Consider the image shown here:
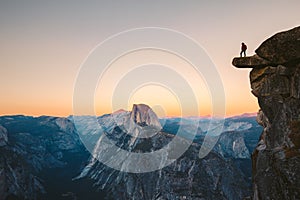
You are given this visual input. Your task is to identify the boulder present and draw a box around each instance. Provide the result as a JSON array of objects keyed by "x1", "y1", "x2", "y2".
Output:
[{"x1": 255, "y1": 26, "x2": 300, "y2": 64}]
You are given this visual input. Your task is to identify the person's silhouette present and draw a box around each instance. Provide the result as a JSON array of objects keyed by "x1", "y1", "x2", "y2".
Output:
[{"x1": 240, "y1": 42, "x2": 247, "y2": 57}]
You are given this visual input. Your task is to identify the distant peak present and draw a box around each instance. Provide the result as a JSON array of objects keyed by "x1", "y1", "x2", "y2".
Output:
[
  {"x1": 132, "y1": 104, "x2": 151, "y2": 117},
  {"x1": 130, "y1": 104, "x2": 161, "y2": 128},
  {"x1": 132, "y1": 103, "x2": 150, "y2": 110}
]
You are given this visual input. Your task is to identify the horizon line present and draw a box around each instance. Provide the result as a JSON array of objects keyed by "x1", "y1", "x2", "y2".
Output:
[{"x1": 0, "y1": 112, "x2": 258, "y2": 119}]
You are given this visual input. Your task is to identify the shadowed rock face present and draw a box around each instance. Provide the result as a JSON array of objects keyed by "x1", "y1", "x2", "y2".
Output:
[{"x1": 234, "y1": 26, "x2": 300, "y2": 200}]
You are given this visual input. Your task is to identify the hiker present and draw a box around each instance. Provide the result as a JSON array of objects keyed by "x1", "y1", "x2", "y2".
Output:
[{"x1": 240, "y1": 42, "x2": 247, "y2": 57}]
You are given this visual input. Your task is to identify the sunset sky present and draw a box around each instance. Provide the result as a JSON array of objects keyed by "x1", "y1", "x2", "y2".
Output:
[{"x1": 1, "y1": 1, "x2": 299, "y2": 117}]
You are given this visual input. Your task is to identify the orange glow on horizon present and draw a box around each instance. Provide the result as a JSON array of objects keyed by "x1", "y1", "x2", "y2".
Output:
[
  {"x1": 2, "y1": 1, "x2": 293, "y2": 118},
  {"x1": 0, "y1": 46, "x2": 260, "y2": 118},
  {"x1": 0, "y1": 99, "x2": 259, "y2": 118}
]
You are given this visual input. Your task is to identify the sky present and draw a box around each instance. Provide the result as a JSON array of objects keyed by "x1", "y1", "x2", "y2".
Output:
[{"x1": 0, "y1": 1, "x2": 299, "y2": 117}]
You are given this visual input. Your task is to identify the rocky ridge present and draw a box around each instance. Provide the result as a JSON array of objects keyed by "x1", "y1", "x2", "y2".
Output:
[{"x1": 233, "y1": 26, "x2": 300, "y2": 200}]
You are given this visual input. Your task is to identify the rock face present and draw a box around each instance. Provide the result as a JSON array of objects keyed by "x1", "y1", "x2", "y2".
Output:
[
  {"x1": 126, "y1": 104, "x2": 162, "y2": 138},
  {"x1": 233, "y1": 26, "x2": 300, "y2": 200},
  {"x1": 255, "y1": 26, "x2": 300, "y2": 64},
  {"x1": 130, "y1": 104, "x2": 162, "y2": 128}
]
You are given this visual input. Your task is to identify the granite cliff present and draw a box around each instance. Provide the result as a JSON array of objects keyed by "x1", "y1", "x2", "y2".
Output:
[{"x1": 233, "y1": 26, "x2": 300, "y2": 200}]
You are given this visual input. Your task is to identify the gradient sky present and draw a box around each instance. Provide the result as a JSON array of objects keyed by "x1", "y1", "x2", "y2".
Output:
[{"x1": 0, "y1": 1, "x2": 299, "y2": 117}]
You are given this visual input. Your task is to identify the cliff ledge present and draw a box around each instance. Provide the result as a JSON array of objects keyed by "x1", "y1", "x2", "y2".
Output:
[{"x1": 233, "y1": 26, "x2": 300, "y2": 200}]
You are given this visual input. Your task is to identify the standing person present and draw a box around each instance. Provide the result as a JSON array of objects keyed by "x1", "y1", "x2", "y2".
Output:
[{"x1": 240, "y1": 42, "x2": 247, "y2": 57}]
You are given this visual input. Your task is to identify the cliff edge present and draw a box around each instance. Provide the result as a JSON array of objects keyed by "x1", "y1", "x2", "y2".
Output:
[{"x1": 233, "y1": 26, "x2": 300, "y2": 200}]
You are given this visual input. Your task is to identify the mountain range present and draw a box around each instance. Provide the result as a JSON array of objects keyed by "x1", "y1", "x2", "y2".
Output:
[{"x1": 0, "y1": 104, "x2": 262, "y2": 200}]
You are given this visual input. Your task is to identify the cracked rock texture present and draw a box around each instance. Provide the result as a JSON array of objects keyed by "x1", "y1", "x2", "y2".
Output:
[{"x1": 233, "y1": 26, "x2": 300, "y2": 200}]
